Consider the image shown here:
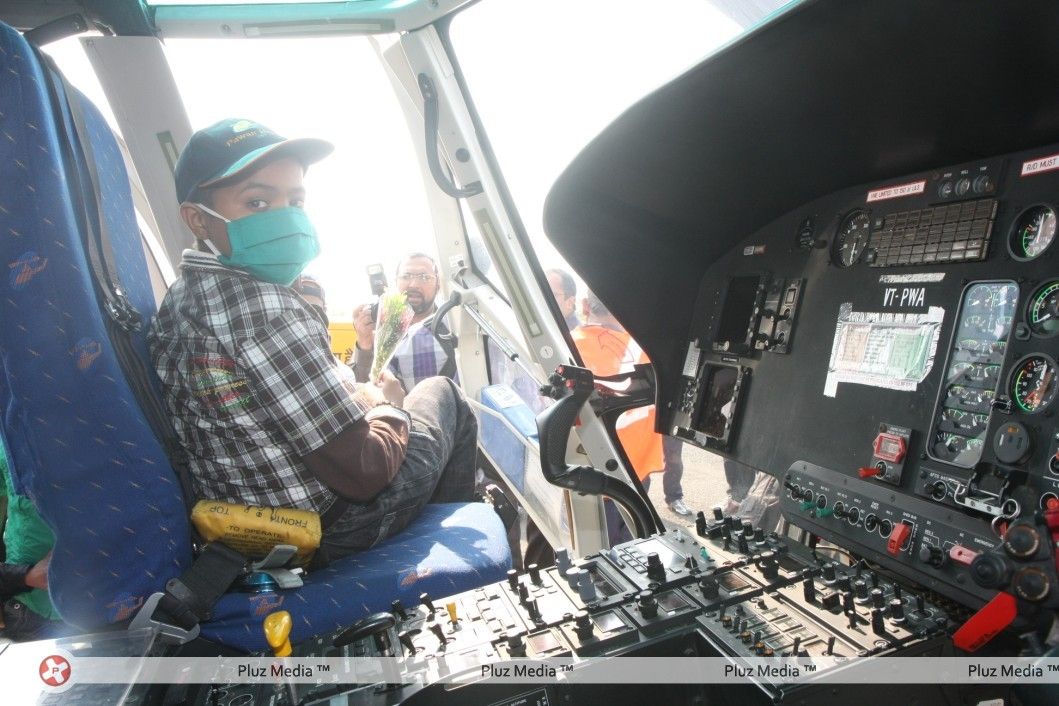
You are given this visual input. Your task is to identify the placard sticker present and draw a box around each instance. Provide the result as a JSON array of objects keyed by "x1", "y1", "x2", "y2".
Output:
[{"x1": 824, "y1": 304, "x2": 944, "y2": 397}]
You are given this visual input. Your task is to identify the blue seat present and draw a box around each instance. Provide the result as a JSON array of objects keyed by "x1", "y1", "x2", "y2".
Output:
[{"x1": 0, "y1": 22, "x2": 510, "y2": 650}]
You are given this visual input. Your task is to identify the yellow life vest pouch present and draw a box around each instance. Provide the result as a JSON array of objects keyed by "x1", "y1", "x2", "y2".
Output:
[{"x1": 190, "y1": 500, "x2": 321, "y2": 566}]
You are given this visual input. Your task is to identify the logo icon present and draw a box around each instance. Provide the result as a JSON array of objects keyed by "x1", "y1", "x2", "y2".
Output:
[
  {"x1": 8, "y1": 251, "x2": 48, "y2": 290},
  {"x1": 71, "y1": 338, "x2": 103, "y2": 371},
  {"x1": 105, "y1": 593, "x2": 145, "y2": 623},
  {"x1": 249, "y1": 592, "x2": 284, "y2": 617},
  {"x1": 232, "y1": 119, "x2": 254, "y2": 133},
  {"x1": 39, "y1": 655, "x2": 71, "y2": 687}
]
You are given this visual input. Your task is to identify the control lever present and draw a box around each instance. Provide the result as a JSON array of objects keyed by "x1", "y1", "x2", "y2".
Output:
[
  {"x1": 535, "y1": 364, "x2": 659, "y2": 538},
  {"x1": 426, "y1": 290, "x2": 461, "y2": 345},
  {"x1": 955, "y1": 504, "x2": 1059, "y2": 652},
  {"x1": 333, "y1": 612, "x2": 397, "y2": 649}
]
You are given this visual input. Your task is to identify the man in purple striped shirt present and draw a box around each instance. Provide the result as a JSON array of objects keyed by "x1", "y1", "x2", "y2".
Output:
[{"x1": 352, "y1": 253, "x2": 458, "y2": 391}]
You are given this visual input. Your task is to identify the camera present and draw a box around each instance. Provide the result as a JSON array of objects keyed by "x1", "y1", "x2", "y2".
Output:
[{"x1": 366, "y1": 263, "x2": 387, "y2": 322}]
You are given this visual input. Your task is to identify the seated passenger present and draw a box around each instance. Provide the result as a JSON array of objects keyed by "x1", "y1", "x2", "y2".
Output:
[
  {"x1": 351, "y1": 252, "x2": 458, "y2": 391},
  {"x1": 148, "y1": 119, "x2": 477, "y2": 560},
  {"x1": 1, "y1": 441, "x2": 61, "y2": 640}
]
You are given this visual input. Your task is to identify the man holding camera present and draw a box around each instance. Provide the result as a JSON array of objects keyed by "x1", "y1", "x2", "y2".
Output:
[{"x1": 352, "y1": 253, "x2": 458, "y2": 391}]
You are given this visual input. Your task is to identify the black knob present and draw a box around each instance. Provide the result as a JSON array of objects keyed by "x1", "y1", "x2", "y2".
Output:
[
  {"x1": 871, "y1": 588, "x2": 885, "y2": 610},
  {"x1": 742, "y1": 521, "x2": 754, "y2": 535},
  {"x1": 853, "y1": 580, "x2": 869, "y2": 601},
  {"x1": 517, "y1": 582, "x2": 531, "y2": 603},
  {"x1": 871, "y1": 608, "x2": 886, "y2": 635},
  {"x1": 420, "y1": 592, "x2": 434, "y2": 612},
  {"x1": 970, "y1": 553, "x2": 1012, "y2": 589},
  {"x1": 684, "y1": 555, "x2": 699, "y2": 572},
  {"x1": 696, "y1": 511, "x2": 708, "y2": 536},
  {"x1": 646, "y1": 552, "x2": 666, "y2": 581},
  {"x1": 791, "y1": 636, "x2": 802, "y2": 656},
  {"x1": 918, "y1": 545, "x2": 946, "y2": 568},
  {"x1": 753, "y1": 527, "x2": 765, "y2": 543},
  {"x1": 1013, "y1": 567, "x2": 1050, "y2": 602},
  {"x1": 893, "y1": 584, "x2": 902, "y2": 601},
  {"x1": 526, "y1": 598, "x2": 541, "y2": 622},
  {"x1": 699, "y1": 578, "x2": 719, "y2": 599},
  {"x1": 737, "y1": 533, "x2": 750, "y2": 555},
  {"x1": 429, "y1": 623, "x2": 447, "y2": 645},
  {"x1": 825, "y1": 636, "x2": 836, "y2": 655},
  {"x1": 760, "y1": 554, "x2": 779, "y2": 580},
  {"x1": 723, "y1": 515, "x2": 735, "y2": 528},
  {"x1": 915, "y1": 594, "x2": 926, "y2": 615},
  {"x1": 506, "y1": 569, "x2": 519, "y2": 589},
  {"x1": 638, "y1": 590, "x2": 658, "y2": 619},
  {"x1": 1004, "y1": 525, "x2": 1041, "y2": 559},
  {"x1": 574, "y1": 610, "x2": 593, "y2": 637},
  {"x1": 712, "y1": 506, "x2": 724, "y2": 521},
  {"x1": 823, "y1": 563, "x2": 837, "y2": 582},
  {"x1": 506, "y1": 629, "x2": 525, "y2": 655},
  {"x1": 847, "y1": 612, "x2": 858, "y2": 630},
  {"x1": 802, "y1": 577, "x2": 816, "y2": 603},
  {"x1": 837, "y1": 576, "x2": 852, "y2": 593},
  {"x1": 890, "y1": 598, "x2": 905, "y2": 622},
  {"x1": 842, "y1": 592, "x2": 855, "y2": 613},
  {"x1": 391, "y1": 599, "x2": 407, "y2": 620},
  {"x1": 528, "y1": 563, "x2": 542, "y2": 584}
]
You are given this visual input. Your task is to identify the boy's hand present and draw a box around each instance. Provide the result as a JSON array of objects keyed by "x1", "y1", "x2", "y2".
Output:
[{"x1": 377, "y1": 370, "x2": 406, "y2": 407}]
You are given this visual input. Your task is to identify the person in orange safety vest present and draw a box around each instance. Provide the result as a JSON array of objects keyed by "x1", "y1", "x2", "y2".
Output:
[{"x1": 570, "y1": 292, "x2": 663, "y2": 482}]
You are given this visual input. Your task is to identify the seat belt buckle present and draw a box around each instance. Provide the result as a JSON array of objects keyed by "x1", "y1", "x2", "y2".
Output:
[{"x1": 128, "y1": 592, "x2": 201, "y2": 646}]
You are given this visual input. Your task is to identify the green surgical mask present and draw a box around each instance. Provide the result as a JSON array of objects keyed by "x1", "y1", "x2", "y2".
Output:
[{"x1": 196, "y1": 204, "x2": 320, "y2": 286}]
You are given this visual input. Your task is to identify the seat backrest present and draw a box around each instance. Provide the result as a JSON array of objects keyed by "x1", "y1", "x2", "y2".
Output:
[{"x1": 0, "y1": 23, "x2": 192, "y2": 629}]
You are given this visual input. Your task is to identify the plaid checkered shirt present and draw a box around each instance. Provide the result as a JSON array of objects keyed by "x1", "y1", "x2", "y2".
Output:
[
  {"x1": 387, "y1": 321, "x2": 459, "y2": 392},
  {"x1": 148, "y1": 250, "x2": 374, "y2": 512}
]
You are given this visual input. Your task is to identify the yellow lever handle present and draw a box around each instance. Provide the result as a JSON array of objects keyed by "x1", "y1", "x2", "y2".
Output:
[{"x1": 264, "y1": 610, "x2": 293, "y2": 657}]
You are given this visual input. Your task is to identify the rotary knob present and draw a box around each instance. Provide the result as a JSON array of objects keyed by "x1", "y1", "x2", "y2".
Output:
[
  {"x1": 638, "y1": 590, "x2": 658, "y2": 619},
  {"x1": 574, "y1": 610, "x2": 593, "y2": 637}
]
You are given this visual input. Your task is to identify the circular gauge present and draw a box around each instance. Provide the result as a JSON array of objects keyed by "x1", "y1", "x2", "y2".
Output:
[
  {"x1": 1008, "y1": 205, "x2": 1057, "y2": 260},
  {"x1": 1009, "y1": 354, "x2": 1059, "y2": 414},
  {"x1": 1027, "y1": 281, "x2": 1059, "y2": 336},
  {"x1": 832, "y1": 210, "x2": 871, "y2": 267}
]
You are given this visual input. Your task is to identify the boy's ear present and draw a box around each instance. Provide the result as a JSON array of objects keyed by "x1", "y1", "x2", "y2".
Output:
[{"x1": 180, "y1": 202, "x2": 210, "y2": 239}]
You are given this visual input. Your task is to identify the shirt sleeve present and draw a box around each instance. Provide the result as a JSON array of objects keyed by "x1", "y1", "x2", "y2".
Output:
[{"x1": 234, "y1": 302, "x2": 375, "y2": 456}]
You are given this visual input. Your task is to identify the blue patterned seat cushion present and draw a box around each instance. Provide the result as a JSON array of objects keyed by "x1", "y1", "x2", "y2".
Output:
[
  {"x1": 203, "y1": 502, "x2": 511, "y2": 652},
  {"x1": 0, "y1": 21, "x2": 510, "y2": 649}
]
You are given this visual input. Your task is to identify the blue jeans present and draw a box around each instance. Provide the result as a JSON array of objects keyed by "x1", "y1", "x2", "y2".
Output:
[
  {"x1": 321, "y1": 377, "x2": 477, "y2": 559},
  {"x1": 642, "y1": 436, "x2": 685, "y2": 504}
]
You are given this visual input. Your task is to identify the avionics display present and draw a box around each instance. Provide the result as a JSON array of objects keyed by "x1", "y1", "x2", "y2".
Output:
[
  {"x1": 692, "y1": 363, "x2": 744, "y2": 448},
  {"x1": 712, "y1": 275, "x2": 762, "y2": 353},
  {"x1": 929, "y1": 281, "x2": 1018, "y2": 467}
]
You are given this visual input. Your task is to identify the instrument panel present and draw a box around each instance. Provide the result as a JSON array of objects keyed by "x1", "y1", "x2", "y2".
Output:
[{"x1": 671, "y1": 142, "x2": 1059, "y2": 607}]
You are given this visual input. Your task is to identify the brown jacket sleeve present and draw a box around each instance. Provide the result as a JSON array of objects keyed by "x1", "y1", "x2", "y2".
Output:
[{"x1": 302, "y1": 407, "x2": 409, "y2": 503}]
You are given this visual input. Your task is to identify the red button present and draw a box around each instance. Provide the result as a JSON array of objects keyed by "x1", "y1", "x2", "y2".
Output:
[
  {"x1": 858, "y1": 466, "x2": 884, "y2": 479},
  {"x1": 887, "y1": 521, "x2": 912, "y2": 555},
  {"x1": 949, "y1": 544, "x2": 979, "y2": 566}
]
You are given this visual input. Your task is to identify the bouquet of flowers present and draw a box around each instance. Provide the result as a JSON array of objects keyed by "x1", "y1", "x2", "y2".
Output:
[{"x1": 370, "y1": 292, "x2": 415, "y2": 381}]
